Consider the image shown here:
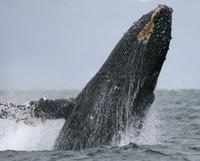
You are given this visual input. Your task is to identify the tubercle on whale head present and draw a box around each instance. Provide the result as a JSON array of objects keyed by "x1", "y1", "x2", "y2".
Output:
[
  {"x1": 137, "y1": 4, "x2": 172, "y2": 44},
  {"x1": 146, "y1": 4, "x2": 172, "y2": 51},
  {"x1": 134, "y1": 5, "x2": 172, "y2": 94}
]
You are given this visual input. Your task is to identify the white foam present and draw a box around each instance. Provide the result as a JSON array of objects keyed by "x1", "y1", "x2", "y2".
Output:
[
  {"x1": 119, "y1": 106, "x2": 161, "y2": 146},
  {"x1": 0, "y1": 119, "x2": 65, "y2": 151},
  {"x1": 136, "y1": 107, "x2": 161, "y2": 145},
  {"x1": 0, "y1": 100, "x2": 161, "y2": 151}
]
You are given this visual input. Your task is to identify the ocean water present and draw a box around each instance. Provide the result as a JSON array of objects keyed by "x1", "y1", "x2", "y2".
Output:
[{"x1": 0, "y1": 89, "x2": 200, "y2": 161}]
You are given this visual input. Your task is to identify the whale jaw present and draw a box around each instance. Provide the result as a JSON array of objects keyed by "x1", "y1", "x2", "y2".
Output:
[{"x1": 54, "y1": 5, "x2": 172, "y2": 150}]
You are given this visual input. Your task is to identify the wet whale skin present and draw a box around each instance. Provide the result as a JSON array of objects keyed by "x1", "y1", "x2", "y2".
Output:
[{"x1": 54, "y1": 5, "x2": 172, "y2": 150}]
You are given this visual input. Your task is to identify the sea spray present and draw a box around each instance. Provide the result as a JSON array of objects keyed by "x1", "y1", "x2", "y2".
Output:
[
  {"x1": 118, "y1": 106, "x2": 161, "y2": 146},
  {"x1": 0, "y1": 118, "x2": 65, "y2": 151},
  {"x1": 136, "y1": 106, "x2": 161, "y2": 145},
  {"x1": 0, "y1": 103, "x2": 65, "y2": 151}
]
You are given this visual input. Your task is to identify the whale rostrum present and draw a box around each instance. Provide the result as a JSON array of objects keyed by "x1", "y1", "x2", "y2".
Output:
[{"x1": 49, "y1": 5, "x2": 173, "y2": 150}]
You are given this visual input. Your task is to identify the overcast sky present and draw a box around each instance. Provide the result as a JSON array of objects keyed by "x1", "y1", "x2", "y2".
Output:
[{"x1": 0, "y1": 0, "x2": 200, "y2": 90}]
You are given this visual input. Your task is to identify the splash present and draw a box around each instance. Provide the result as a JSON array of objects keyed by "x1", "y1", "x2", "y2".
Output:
[
  {"x1": 136, "y1": 106, "x2": 161, "y2": 145},
  {"x1": 0, "y1": 103, "x2": 65, "y2": 151},
  {"x1": 0, "y1": 99, "x2": 161, "y2": 151},
  {"x1": 0, "y1": 119, "x2": 65, "y2": 151},
  {"x1": 119, "y1": 106, "x2": 161, "y2": 146}
]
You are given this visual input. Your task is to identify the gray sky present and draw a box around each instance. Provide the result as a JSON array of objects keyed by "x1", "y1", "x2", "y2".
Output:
[{"x1": 0, "y1": 0, "x2": 200, "y2": 90}]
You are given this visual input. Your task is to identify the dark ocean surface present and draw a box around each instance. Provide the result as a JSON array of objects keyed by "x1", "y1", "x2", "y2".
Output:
[{"x1": 0, "y1": 89, "x2": 200, "y2": 161}]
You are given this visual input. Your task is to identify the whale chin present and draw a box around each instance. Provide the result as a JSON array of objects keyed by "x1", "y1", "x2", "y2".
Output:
[{"x1": 52, "y1": 5, "x2": 173, "y2": 150}]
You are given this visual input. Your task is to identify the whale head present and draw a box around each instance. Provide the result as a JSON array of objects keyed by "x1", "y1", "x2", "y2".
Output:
[
  {"x1": 135, "y1": 5, "x2": 172, "y2": 94},
  {"x1": 108, "y1": 4, "x2": 172, "y2": 122}
]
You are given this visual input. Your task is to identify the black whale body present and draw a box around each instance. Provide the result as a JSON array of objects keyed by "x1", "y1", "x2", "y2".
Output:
[{"x1": 47, "y1": 5, "x2": 173, "y2": 150}]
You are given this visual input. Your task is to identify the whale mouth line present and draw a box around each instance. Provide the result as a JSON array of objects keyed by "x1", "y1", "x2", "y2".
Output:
[{"x1": 137, "y1": 19, "x2": 155, "y2": 44}]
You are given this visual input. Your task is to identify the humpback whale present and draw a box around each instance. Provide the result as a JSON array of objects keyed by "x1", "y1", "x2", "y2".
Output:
[{"x1": 52, "y1": 5, "x2": 172, "y2": 150}]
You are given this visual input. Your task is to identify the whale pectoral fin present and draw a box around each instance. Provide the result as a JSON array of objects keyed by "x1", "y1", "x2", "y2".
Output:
[{"x1": 31, "y1": 98, "x2": 75, "y2": 119}]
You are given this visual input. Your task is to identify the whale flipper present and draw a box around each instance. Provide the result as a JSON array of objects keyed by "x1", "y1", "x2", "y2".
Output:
[
  {"x1": 31, "y1": 98, "x2": 75, "y2": 119},
  {"x1": 54, "y1": 5, "x2": 172, "y2": 150}
]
